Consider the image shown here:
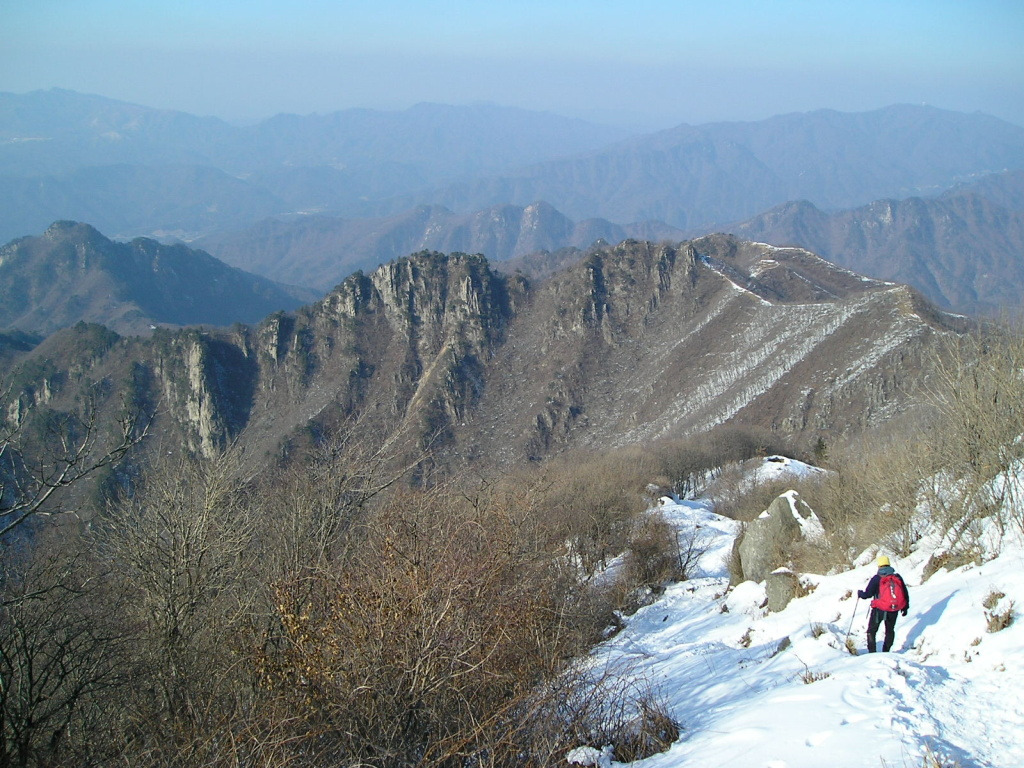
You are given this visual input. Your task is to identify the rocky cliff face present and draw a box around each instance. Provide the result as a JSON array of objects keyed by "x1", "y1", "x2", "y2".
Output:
[
  {"x1": 220, "y1": 250, "x2": 519, "y2": 461},
  {"x1": 1, "y1": 237, "x2": 966, "y2": 473},
  {"x1": 152, "y1": 329, "x2": 257, "y2": 456},
  {"x1": 455, "y1": 236, "x2": 964, "y2": 465}
]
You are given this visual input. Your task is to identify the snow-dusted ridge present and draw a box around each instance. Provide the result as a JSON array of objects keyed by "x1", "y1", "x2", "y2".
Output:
[{"x1": 572, "y1": 460, "x2": 1024, "y2": 768}]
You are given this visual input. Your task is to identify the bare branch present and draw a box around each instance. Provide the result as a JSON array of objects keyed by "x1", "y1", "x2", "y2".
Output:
[{"x1": 0, "y1": 397, "x2": 151, "y2": 540}]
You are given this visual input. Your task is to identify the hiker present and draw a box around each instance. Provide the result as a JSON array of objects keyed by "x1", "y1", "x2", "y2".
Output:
[{"x1": 857, "y1": 555, "x2": 909, "y2": 653}]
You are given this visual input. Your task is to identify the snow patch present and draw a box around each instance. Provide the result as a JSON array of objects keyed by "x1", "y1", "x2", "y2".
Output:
[
  {"x1": 570, "y1": 497, "x2": 1024, "y2": 768},
  {"x1": 566, "y1": 745, "x2": 616, "y2": 767}
]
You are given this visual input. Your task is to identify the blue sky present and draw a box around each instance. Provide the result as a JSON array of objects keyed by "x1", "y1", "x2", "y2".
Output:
[{"x1": 3, "y1": 0, "x2": 1022, "y2": 129}]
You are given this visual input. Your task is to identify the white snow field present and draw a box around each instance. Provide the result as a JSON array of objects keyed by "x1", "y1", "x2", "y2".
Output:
[{"x1": 572, "y1": 458, "x2": 1024, "y2": 768}]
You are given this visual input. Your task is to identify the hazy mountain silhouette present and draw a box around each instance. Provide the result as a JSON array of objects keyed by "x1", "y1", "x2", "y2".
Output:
[
  {"x1": 0, "y1": 89, "x2": 629, "y2": 178},
  {"x1": 0, "y1": 221, "x2": 314, "y2": 335},
  {"x1": 3, "y1": 94, "x2": 1022, "y2": 245},
  {"x1": 720, "y1": 171, "x2": 1024, "y2": 317},
  {"x1": 404, "y1": 105, "x2": 1024, "y2": 230},
  {"x1": 939, "y1": 169, "x2": 1024, "y2": 212},
  {"x1": 196, "y1": 202, "x2": 686, "y2": 290},
  {"x1": 0, "y1": 164, "x2": 288, "y2": 243}
]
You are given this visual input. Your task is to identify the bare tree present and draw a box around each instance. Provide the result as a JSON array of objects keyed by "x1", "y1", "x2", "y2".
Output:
[
  {"x1": 99, "y1": 447, "x2": 260, "y2": 765},
  {"x1": 0, "y1": 538, "x2": 127, "y2": 767},
  {"x1": 0, "y1": 394, "x2": 149, "y2": 540},
  {"x1": 261, "y1": 425, "x2": 419, "y2": 580},
  {"x1": 254, "y1": 479, "x2": 618, "y2": 767},
  {"x1": 540, "y1": 450, "x2": 652, "y2": 576}
]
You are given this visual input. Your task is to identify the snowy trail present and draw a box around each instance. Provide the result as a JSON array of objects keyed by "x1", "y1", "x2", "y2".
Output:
[
  {"x1": 902, "y1": 648, "x2": 1024, "y2": 767},
  {"x1": 574, "y1": 465, "x2": 1024, "y2": 768}
]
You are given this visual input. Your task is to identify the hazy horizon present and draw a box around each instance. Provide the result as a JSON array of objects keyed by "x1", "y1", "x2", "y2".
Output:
[{"x1": 3, "y1": 1, "x2": 1024, "y2": 132}]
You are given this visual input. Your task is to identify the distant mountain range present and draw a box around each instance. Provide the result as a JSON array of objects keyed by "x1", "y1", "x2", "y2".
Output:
[
  {"x1": 0, "y1": 89, "x2": 629, "y2": 241},
  {"x1": 0, "y1": 164, "x2": 287, "y2": 243},
  {"x1": 0, "y1": 221, "x2": 313, "y2": 335},
  {"x1": 2, "y1": 92, "x2": 1023, "y2": 245},
  {"x1": 0, "y1": 89, "x2": 628, "y2": 180},
  {"x1": 4, "y1": 166, "x2": 1020, "y2": 333},
  {"x1": 403, "y1": 104, "x2": 1024, "y2": 230},
  {"x1": 195, "y1": 202, "x2": 686, "y2": 291},
  {"x1": 195, "y1": 169, "x2": 1024, "y2": 317},
  {"x1": 4, "y1": 91, "x2": 1024, "y2": 320},
  {"x1": 720, "y1": 170, "x2": 1024, "y2": 317}
]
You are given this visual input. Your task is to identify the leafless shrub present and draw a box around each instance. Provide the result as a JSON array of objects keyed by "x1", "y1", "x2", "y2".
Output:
[
  {"x1": 761, "y1": 330, "x2": 1023, "y2": 583},
  {"x1": 0, "y1": 392, "x2": 149, "y2": 540},
  {"x1": 611, "y1": 507, "x2": 713, "y2": 613},
  {"x1": 982, "y1": 589, "x2": 1006, "y2": 609},
  {"x1": 594, "y1": 689, "x2": 680, "y2": 763},
  {"x1": 711, "y1": 474, "x2": 814, "y2": 523},
  {"x1": 920, "y1": 744, "x2": 963, "y2": 768},
  {"x1": 927, "y1": 327, "x2": 1024, "y2": 537},
  {"x1": 621, "y1": 510, "x2": 683, "y2": 590},
  {"x1": 821, "y1": 430, "x2": 932, "y2": 557},
  {"x1": 258, "y1": 425, "x2": 418, "y2": 579},
  {"x1": 513, "y1": 668, "x2": 679, "y2": 765},
  {"x1": 539, "y1": 449, "x2": 653, "y2": 577},
  {"x1": 799, "y1": 666, "x2": 831, "y2": 684},
  {"x1": 98, "y1": 447, "x2": 262, "y2": 765},
  {"x1": 783, "y1": 328, "x2": 1024, "y2": 567},
  {"x1": 982, "y1": 590, "x2": 1015, "y2": 633},
  {"x1": 649, "y1": 424, "x2": 799, "y2": 501},
  {"x1": 253, "y1": 481, "x2": 616, "y2": 767},
  {"x1": 0, "y1": 418, "x2": 694, "y2": 767},
  {"x1": 922, "y1": 545, "x2": 982, "y2": 581},
  {"x1": 675, "y1": 522, "x2": 713, "y2": 580}
]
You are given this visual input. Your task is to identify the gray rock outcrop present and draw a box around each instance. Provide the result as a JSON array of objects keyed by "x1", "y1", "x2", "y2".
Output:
[
  {"x1": 732, "y1": 491, "x2": 824, "y2": 588},
  {"x1": 766, "y1": 568, "x2": 800, "y2": 612}
]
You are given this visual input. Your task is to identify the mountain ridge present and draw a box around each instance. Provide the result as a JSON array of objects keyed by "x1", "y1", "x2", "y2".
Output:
[
  {"x1": 0, "y1": 89, "x2": 630, "y2": 180},
  {"x1": 195, "y1": 167, "x2": 1024, "y2": 318},
  {"x1": 196, "y1": 202, "x2": 687, "y2": 291},
  {"x1": 398, "y1": 104, "x2": 1024, "y2": 230},
  {"x1": 720, "y1": 184, "x2": 1024, "y2": 317},
  {"x1": 2, "y1": 236, "x2": 965, "y2": 476},
  {"x1": 0, "y1": 221, "x2": 314, "y2": 335}
]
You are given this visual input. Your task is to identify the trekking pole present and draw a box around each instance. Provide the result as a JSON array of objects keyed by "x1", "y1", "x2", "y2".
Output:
[{"x1": 845, "y1": 595, "x2": 860, "y2": 638}]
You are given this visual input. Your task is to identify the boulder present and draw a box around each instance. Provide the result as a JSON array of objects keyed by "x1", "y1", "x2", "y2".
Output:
[
  {"x1": 733, "y1": 491, "x2": 824, "y2": 584},
  {"x1": 766, "y1": 568, "x2": 799, "y2": 612}
]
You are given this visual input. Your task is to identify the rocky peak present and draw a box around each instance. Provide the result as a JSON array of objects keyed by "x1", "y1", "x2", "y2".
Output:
[
  {"x1": 367, "y1": 251, "x2": 508, "y2": 358},
  {"x1": 42, "y1": 220, "x2": 105, "y2": 243}
]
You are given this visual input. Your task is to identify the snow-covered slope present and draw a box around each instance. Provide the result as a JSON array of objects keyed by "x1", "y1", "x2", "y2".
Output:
[{"x1": 577, "y1": 481, "x2": 1024, "y2": 767}]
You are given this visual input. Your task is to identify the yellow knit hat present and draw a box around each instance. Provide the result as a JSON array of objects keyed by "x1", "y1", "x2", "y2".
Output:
[{"x1": 877, "y1": 555, "x2": 891, "y2": 567}]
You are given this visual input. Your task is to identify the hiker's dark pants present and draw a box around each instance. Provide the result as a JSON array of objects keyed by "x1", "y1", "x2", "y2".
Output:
[{"x1": 867, "y1": 607, "x2": 898, "y2": 652}]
